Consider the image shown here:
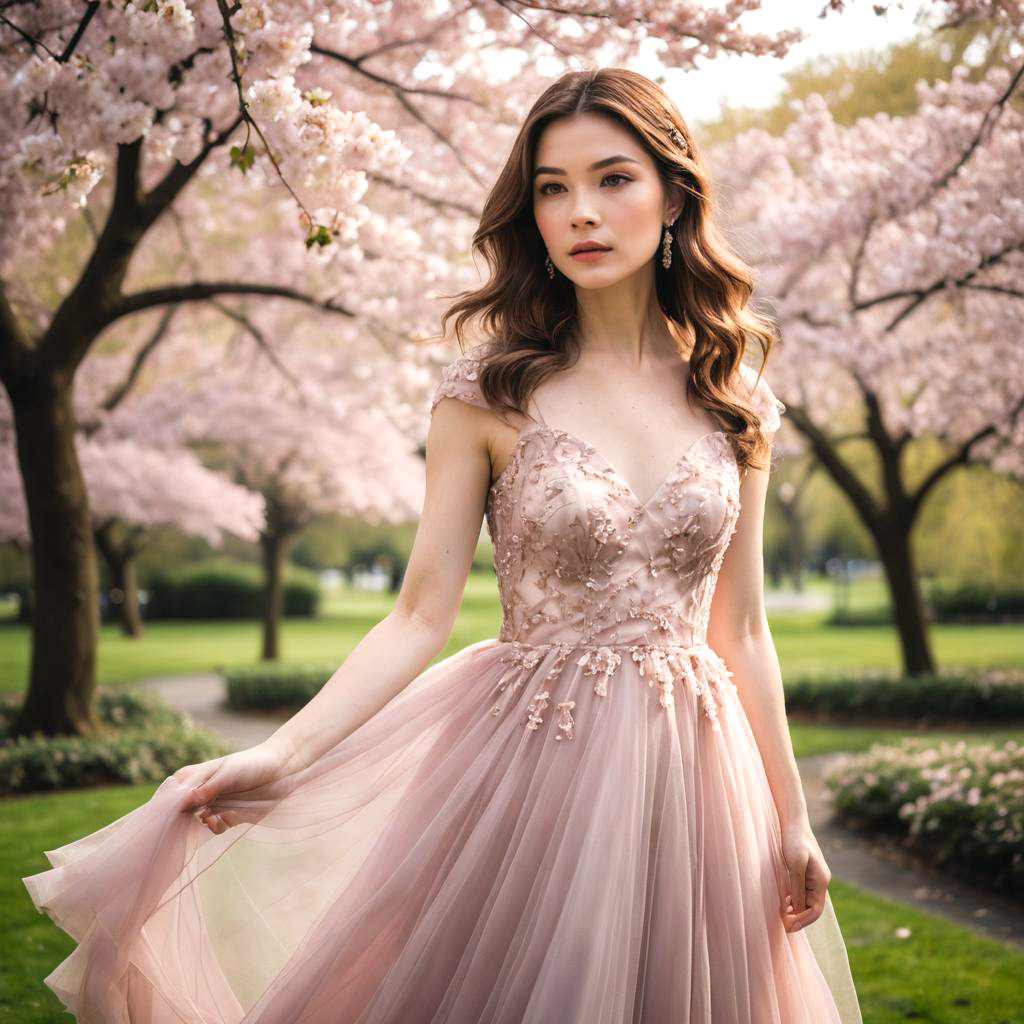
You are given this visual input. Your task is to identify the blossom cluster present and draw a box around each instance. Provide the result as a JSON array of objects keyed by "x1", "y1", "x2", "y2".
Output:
[{"x1": 826, "y1": 737, "x2": 1024, "y2": 893}]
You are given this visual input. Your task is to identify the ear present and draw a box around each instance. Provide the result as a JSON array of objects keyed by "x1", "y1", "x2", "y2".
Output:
[{"x1": 664, "y1": 184, "x2": 684, "y2": 226}]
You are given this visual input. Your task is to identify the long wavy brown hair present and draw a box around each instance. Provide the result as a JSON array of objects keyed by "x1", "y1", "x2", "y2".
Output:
[{"x1": 436, "y1": 66, "x2": 780, "y2": 471}]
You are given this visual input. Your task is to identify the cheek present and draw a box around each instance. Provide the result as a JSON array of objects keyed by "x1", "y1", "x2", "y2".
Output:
[
  {"x1": 533, "y1": 199, "x2": 555, "y2": 242},
  {"x1": 614, "y1": 183, "x2": 663, "y2": 227}
]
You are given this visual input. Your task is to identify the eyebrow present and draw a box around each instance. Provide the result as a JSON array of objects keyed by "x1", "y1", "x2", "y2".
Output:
[{"x1": 533, "y1": 154, "x2": 641, "y2": 178}]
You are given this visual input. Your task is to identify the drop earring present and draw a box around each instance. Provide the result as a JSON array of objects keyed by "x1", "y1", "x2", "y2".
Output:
[
  {"x1": 661, "y1": 223, "x2": 674, "y2": 269},
  {"x1": 545, "y1": 254, "x2": 555, "y2": 279}
]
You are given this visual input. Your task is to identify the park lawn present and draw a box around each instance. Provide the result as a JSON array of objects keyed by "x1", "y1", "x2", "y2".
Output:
[
  {"x1": 1, "y1": 572, "x2": 1022, "y2": 697},
  {"x1": 788, "y1": 722, "x2": 1024, "y2": 759},
  {"x1": 3, "y1": 783, "x2": 1023, "y2": 1024}
]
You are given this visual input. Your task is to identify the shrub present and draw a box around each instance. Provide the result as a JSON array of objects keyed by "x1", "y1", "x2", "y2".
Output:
[
  {"x1": 784, "y1": 667, "x2": 1024, "y2": 723},
  {"x1": 927, "y1": 582, "x2": 1024, "y2": 623},
  {"x1": 145, "y1": 559, "x2": 320, "y2": 620},
  {"x1": 825, "y1": 738, "x2": 1024, "y2": 897},
  {"x1": 224, "y1": 664, "x2": 335, "y2": 710},
  {"x1": 0, "y1": 688, "x2": 230, "y2": 795}
]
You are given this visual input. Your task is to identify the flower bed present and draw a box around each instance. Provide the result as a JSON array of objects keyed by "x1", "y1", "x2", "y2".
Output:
[
  {"x1": 0, "y1": 688, "x2": 229, "y2": 795},
  {"x1": 825, "y1": 738, "x2": 1024, "y2": 897}
]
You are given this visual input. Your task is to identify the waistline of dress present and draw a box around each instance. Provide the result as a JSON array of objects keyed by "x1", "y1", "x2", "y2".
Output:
[{"x1": 496, "y1": 638, "x2": 713, "y2": 653}]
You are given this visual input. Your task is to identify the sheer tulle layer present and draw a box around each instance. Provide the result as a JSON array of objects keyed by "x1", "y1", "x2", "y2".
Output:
[{"x1": 23, "y1": 638, "x2": 861, "y2": 1023}]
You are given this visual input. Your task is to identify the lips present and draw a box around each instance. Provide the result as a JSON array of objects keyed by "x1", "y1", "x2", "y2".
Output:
[{"x1": 569, "y1": 243, "x2": 611, "y2": 254}]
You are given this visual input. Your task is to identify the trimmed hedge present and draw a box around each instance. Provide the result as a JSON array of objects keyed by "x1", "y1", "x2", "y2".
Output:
[
  {"x1": 826, "y1": 582, "x2": 1024, "y2": 626},
  {"x1": 0, "y1": 688, "x2": 230, "y2": 795},
  {"x1": 224, "y1": 663, "x2": 336, "y2": 710},
  {"x1": 784, "y1": 668, "x2": 1024, "y2": 723},
  {"x1": 145, "y1": 560, "x2": 320, "y2": 620},
  {"x1": 825, "y1": 738, "x2": 1024, "y2": 897},
  {"x1": 928, "y1": 582, "x2": 1024, "y2": 623}
]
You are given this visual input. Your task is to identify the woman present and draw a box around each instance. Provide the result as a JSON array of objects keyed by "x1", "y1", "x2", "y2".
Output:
[{"x1": 24, "y1": 67, "x2": 863, "y2": 1023}]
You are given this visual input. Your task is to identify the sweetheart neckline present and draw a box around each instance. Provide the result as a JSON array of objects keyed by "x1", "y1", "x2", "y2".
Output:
[{"x1": 488, "y1": 424, "x2": 730, "y2": 511}]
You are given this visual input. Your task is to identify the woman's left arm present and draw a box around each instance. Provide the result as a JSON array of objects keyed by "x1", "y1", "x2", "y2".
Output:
[{"x1": 706, "y1": 446, "x2": 830, "y2": 932}]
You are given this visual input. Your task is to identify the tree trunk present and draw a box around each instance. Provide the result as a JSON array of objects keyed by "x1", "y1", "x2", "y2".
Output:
[
  {"x1": 260, "y1": 527, "x2": 296, "y2": 661},
  {"x1": 874, "y1": 517, "x2": 936, "y2": 676},
  {"x1": 6, "y1": 376, "x2": 102, "y2": 737},
  {"x1": 780, "y1": 499, "x2": 805, "y2": 593},
  {"x1": 95, "y1": 524, "x2": 144, "y2": 638}
]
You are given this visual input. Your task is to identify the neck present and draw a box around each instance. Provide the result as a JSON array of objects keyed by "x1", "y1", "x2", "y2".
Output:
[{"x1": 571, "y1": 264, "x2": 680, "y2": 367}]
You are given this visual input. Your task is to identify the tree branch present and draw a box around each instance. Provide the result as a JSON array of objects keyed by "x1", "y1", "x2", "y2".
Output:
[
  {"x1": 140, "y1": 114, "x2": 244, "y2": 230},
  {"x1": 909, "y1": 392, "x2": 1024, "y2": 517},
  {"x1": 0, "y1": 279, "x2": 35, "y2": 385},
  {"x1": 57, "y1": 1, "x2": 98, "y2": 63},
  {"x1": 311, "y1": 42, "x2": 487, "y2": 187},
  {"x1": 930, "y1": 58, "x2": 1024, "y2": 196},
  {"x1": 310, "y1": 42, "x2": 481, "y2": 104},
  {"x1": 783, "y1": 402, "x2": 884, "y2": 534},
  {"x1": 98, "y1": 306, "x2": 178, "y2": 417},
  {"x1": 367, "y1": 170, "x2": 481, "y2": 218},
  {"x1": 209, "y1": 300, "x2": 304, "y2": 389},
  {"x1": 107, "y1": 282, "x2": 355, "y2": 327},
  {"x1": 852, "y1": 240, "x2": 1024, "y2": 332}
]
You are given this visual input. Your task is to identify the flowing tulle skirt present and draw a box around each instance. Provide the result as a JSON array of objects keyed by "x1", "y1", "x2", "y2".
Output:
[{"x1": 23, "y1": 637, "x2": 862, "y2": 1023}]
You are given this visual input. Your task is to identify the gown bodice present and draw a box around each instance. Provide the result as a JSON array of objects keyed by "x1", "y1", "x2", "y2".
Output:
[{"x1": 430, "y1": 349, "x2": 786, "y2": 656}]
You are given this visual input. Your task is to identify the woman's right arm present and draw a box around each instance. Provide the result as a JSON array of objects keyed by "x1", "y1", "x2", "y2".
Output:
[
  {"x1": 178, "y1": 392, "x2": 496, "y2": 826},
  {"x1": 263, "y1": 393, "x2": 496, "y2": 775}
]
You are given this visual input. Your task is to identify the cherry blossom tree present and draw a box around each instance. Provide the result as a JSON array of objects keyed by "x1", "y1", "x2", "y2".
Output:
[
  {"x1": 117, "y1": 321, "x2": 429, "y2": 660},
  {"x1": 712, "y1": 36, "x2": 1024, "y2": 674},
  {"x1": 0, "y1": 1, "x2": 809, "y2": 737},
  {"x1": 0, "y1": 430, "x2": 265, "y2": 637}
]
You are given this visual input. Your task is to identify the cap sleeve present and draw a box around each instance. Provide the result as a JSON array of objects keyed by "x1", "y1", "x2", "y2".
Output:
[
  {"x1": 430, "y1": 354, "x2": 491, "y2": 415},
  {"x1": 736, "y1": 361, "x2": 786, "y2": 440}
]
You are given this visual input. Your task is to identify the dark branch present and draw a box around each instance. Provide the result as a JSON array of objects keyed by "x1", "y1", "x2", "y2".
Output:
[
  {"x1": 367, "y1": 171, "x2": 481, "y2": 218},
  {"x1": 140, "y1": 114, "x2": 244, "y2": 229},
  {"x1": 107, "y1": 281, "x2": 356, "y2": 327},
  {"x1": 852, "y1": 240, "x2": 1024, "y2": 332},
  {"x1": 783, "y1": 402, "x2": 883, "y2": 534},
  {"x1": 962, "y1": 282, "x2": 1024, "y2": 301},
  {"x1": 99, "y1": 306, "x2": 178, "y2": 416},
  {"x1": 0, "y1": 280, "x2": 35, "y2": 384},
  {"x1": 930, "y1": 58, "x2": 1024, "y2": 195},
  {"x1": 909, "y1": 392, "x2": 1024, "y2": 517},
  {"x1": 311, "y1": 42, "x2": 487, "y2": 186},
  {"x1": 210, "y1": 300, "x2": 303, "y2": 389},
  {"x1": 58, "y1": 1, "x2": 98, "y2": 63},
  {"x1": 350, "y1": 4, "x2": 474, "y2": 63},
  {"x1": 310, "y1": 42, "x2": 480, "y2": 104},
  {"x1": 0, "y1": 13, "x2": 61, "y2": 59}
]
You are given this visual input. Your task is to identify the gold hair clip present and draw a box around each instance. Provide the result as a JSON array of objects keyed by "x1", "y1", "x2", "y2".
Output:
[{"x1": 666, "y1": 125, "x2": 688, "y2": 154}]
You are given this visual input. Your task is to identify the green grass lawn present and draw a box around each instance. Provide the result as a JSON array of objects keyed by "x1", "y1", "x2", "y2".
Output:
[
  {"x1": 4, "y1": 782, "x2": 1023, "y2": 1024},
  {"x1": 1, "y1": 573, "x2": 1021, "y2": 697}
]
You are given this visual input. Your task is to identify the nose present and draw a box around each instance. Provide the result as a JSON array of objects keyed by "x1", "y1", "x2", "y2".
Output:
[{"x1": 570, "y1": 196, "x2": 599, "y2": 229}]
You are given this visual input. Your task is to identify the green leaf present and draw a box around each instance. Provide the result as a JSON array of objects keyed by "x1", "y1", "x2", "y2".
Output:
[
  {"x1": 305, "y1": 224, "x2": 333, "y2": 249},
  {"x1": 229, "y1": 144, "x2": 256, "y2": 174}
]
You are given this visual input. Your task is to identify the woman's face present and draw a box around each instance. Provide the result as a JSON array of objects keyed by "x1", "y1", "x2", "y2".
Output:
[{"x1": 532, "y1": 111, "x2": 678, "y2": 289}]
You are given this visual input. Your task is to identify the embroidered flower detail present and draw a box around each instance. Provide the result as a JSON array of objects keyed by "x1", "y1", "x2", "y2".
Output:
[
  {"x1": 576, "y1": 645, "x2": 622, "y2": 697},
  {"x1": 681, "y1": 657, "x2": 723, "y2": 731},
  {"x1": 525, "y1": 690, "x2": 551, "y2": 732},
  {"x1": 554, "y1": 700, "x2": 576, "y2": 741},
  {"x1": 645, "y1": 647, "x2": 675, "y2": 709}
]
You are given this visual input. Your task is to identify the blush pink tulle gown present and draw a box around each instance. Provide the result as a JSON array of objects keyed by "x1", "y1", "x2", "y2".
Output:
[{"x1": 23, "y1": 351, "x2": 863, "y2": 1023}]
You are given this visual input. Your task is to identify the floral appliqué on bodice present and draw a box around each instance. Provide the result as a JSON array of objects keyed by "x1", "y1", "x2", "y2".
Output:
[{"x1": 430, "y1": 351, "x2": 785, "y2": 741}]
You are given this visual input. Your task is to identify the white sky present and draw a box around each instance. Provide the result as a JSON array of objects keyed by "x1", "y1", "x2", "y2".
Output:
[{"x1": 638, "y1": 0, "x2": 926, "y2": 124}]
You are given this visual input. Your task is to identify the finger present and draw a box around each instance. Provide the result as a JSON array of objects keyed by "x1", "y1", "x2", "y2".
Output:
[
  {"x1": 784, "y1": 897, "x2": 823, "y2": 931},
  {"x1": 189, "y1": 770, "x2": 223, "y2": 810},
  {"x1": 790, "y1": 865, "x2": 807, "y2": 914}
]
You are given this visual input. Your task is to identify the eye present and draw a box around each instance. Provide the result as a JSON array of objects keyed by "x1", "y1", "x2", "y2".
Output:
[{"x1": 537, "y1": 172, "x2": 633, "y2": 196}]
